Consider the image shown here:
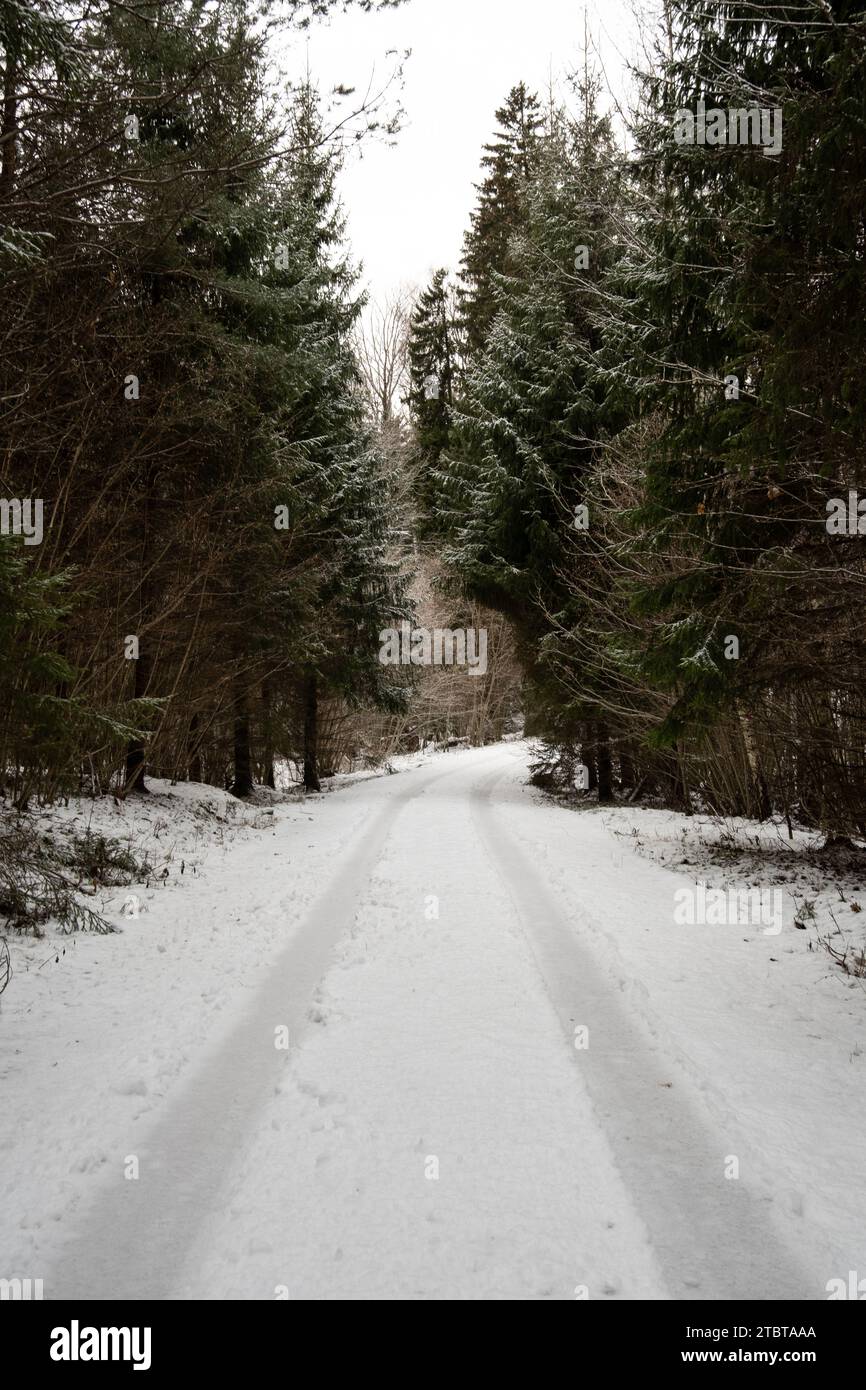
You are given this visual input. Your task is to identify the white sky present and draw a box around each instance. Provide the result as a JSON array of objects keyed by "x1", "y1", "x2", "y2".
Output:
[{"x1": 288, "y1": 0, "x2": 642, "y2": 304}]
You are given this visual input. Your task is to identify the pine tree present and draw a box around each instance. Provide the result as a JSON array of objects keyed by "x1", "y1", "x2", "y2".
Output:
[
  {"x1": 264, "y1": 82, "x2": 410, "y2": 791},
  {"x1": 458, "y1": 83, "x2": 543, "y2": 357},
  {"x1": 0, "y1": 1, "x2": 412, "y2": 803},
  {"x1": 406, "y1": 268, "x2": 458, "y2": 528},
  {"x1": 594, "y1": 0, "x2": 866, "y2": 828},
  {"x1": 438, "y1": 88, "x2": 624, "y2": 787}
]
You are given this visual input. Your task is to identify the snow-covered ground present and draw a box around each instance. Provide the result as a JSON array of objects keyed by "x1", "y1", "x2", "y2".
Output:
[{"x1": 1, "y1": 743, "x2": 864, "y2": 1300}]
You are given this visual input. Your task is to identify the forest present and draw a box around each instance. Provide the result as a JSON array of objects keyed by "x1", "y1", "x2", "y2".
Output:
[
  {"x1": 1, "y1": 0, "x2": 865, "y2": 912},
  {"x1": 4, "y1": 0, "x2": 866, "y2": 1324}
]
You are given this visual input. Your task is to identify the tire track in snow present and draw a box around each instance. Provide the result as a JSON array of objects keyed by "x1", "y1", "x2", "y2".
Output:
[
  {"x1": 471, "y1": 755, "x2": 816, "y2": 1300},
  {"x1": 175, "y1": 744, "x2": 667, "y2": 1300},
  {"x1": 44, "y1": 760, "x2": 460, "y2": 1301}
]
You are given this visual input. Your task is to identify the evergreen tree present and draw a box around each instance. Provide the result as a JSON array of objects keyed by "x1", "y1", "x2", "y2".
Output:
[
  {"x1": 458, "y1": 83, "x2": 543, "y2": 356},
  {"x1": 406, "y1": 268, "x2": 458, "y2": 527},
  {"x1": 438, "y1": 88, "x2": 624, "y2": 787},
  {"x1": 264, "y1": 82, "x2": 410, "y2": 791},
  {"x1": 595, "y1": 0, "x2": 866, "y2": 826},
  {"x1": 0, "y1": 1, "x2": 412, "y2": 803}
]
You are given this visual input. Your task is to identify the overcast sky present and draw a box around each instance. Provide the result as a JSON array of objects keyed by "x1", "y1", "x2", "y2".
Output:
[{"x1": 288, "y1": 0, "x2": 642, "y2": 305}]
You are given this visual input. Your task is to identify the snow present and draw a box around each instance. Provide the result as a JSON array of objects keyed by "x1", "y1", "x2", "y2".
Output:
[{"x1": 1, "y1": 745, "x2": 864, "y2": 1300}]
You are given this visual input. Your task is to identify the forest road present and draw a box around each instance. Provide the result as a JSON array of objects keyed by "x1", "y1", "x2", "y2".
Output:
[{"x1": 45, "y1": 744, "x2": 814, "y2": 1300}]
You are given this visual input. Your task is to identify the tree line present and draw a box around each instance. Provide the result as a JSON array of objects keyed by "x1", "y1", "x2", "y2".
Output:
[
  {"x1": 3, "y1": 0, "x2": 866, "y2": 845},
  {"x1": 406, "y1": 0, "x2": 866, "y2": 838},
  {"x1": 0, "y1": 0, "x2": 411, "y2": 805}
]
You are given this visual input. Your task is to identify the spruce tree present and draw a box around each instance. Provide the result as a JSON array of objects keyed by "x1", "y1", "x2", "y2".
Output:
[
  {"x1": 406, "y1": 268, "x2": 458, "y2": 528},
  {"x1": 595, "y1": 0, "x2": 866, "y2": 827},
  {"x1": 459, "y1": 83, "x2": 543, "y2": 357},
  {"x1": 438, "y1": 89, "x2": 623, "y2": 786}
]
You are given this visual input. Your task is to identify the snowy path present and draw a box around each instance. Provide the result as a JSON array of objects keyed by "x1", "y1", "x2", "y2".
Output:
[
  {"x1": 7, "y1": 744, "x2": 864, "y2": 1300},
  {"x1": 470, "y1": 764, "x2": 810, "y2": 1299}
]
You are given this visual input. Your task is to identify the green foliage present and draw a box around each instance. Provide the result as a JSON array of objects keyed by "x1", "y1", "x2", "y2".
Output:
[
  {"x1": 427, "y1": 12, "x2": 866, "y2": 831},
  {"x1": 406, "y1": 268, "x2": 459, "y2": 527},
  {"x1": 0, "y1": 0, "x2": 411, "y2": 826},
  {"x1": 458, "y1": 83, "x2": 544, "y2": 357}
]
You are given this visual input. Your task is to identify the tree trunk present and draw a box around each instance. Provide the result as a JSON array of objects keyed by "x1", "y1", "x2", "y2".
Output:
[
  {"x1": 187, "y1": 714, "x2": 202, "y2": 783},
  {"x1": 124, "y1": 449, "x2": 156, "y2": 793},
  {"x1": 596, "y1": 721, "x2": 614, "y2": 804},
  {"x1": 303, "y1": 671, "x2": 321, "y2": 792},
  {"x1": 678, "y1": 752, "x2": 693, "y2": 815},
  {"x1": 619, "y1": 742, "x2": 636, "y2": 792},
  {"x1": 124, "y1": 644, "x2": 150, "y2": 793},
  {"x1": 738, "y1": 705, "x2": 771, "y2": 820},
  {"x1": 230, "y1": 680, "x2": 254, "y2": 798},
  {"x1": 664, "y1": 752, "x2": 688, "y2": 812},
  {"x1": 1, "y1": 53, "x2": 18, "y2": 200},
  {"x1": 586, "y1": 754, "x2": 598, "y2": 793},
  {"x1": 261, "y1": 679, "x2": 276, "y2": 788}
]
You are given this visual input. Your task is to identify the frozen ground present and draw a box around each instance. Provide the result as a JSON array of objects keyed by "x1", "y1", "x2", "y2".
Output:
[{"x1": 1, "y1": 742, "x2": 864, "y2": 1300}]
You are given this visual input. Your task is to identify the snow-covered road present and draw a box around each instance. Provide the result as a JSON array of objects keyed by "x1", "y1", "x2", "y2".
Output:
[{"x1": 4, "y1": 744, "x2": 865, "y2": 1300}]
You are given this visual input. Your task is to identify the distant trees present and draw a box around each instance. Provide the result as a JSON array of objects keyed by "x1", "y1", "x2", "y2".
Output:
[
  {"x1": 355, "y1": 286, "x2": 412, "y2": 432},
  {"x1": 406, "y1": 268, "x2": 460, "y2": 525}
]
